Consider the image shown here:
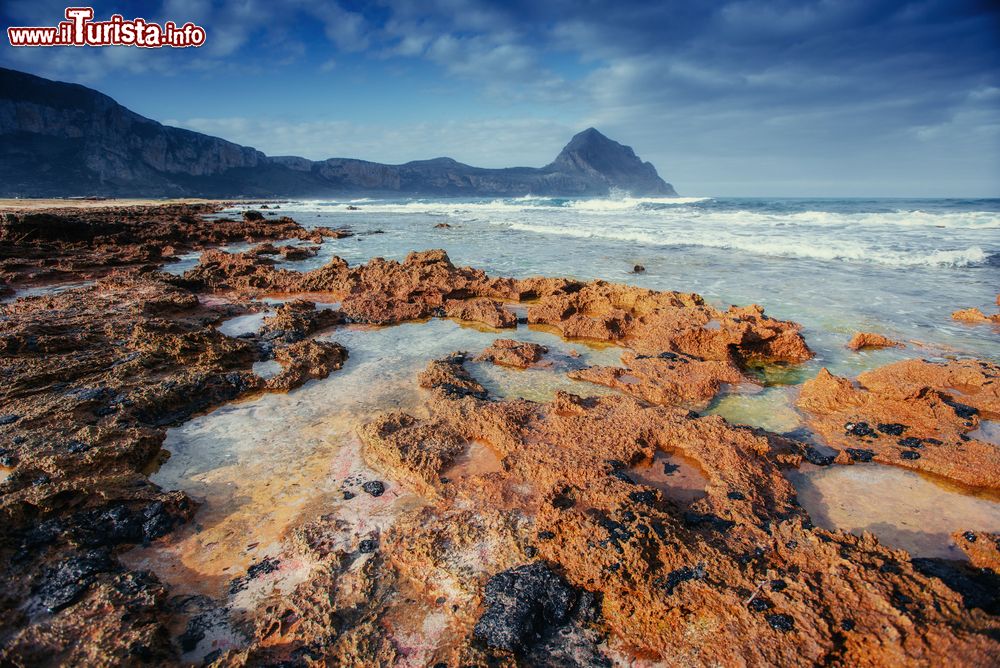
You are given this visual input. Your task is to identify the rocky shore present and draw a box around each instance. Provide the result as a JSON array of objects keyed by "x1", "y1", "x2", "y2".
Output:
[{"x1": 0, "y1": 204, "x2": 997, "y2": 666}]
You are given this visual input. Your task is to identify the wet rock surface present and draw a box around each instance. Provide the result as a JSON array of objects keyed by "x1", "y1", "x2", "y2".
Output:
[
  {"x1": 444, "y1": 297, "x2": 517, "y2": 329},
  {"x1": 569, "y1": 349, "x2": 747, "y2": 408},
  {"x1": 524, "y1": 281, "x2": 813, "y2": 364},
  {"x1": 473, "y1": 562, "x2": 580, "y2": 653},
  {"x1": 475, "y1": 338, "x2": 548, "y2": 368},
  {"x1": 1, "y1": 203, "x2": 998, "y2": 665},
  {"x1": 798, "y1": 359, "x2": 1000, "y2": 489},
  {"x1": 350, "y1": 356, "x2": 1000, "y2": 665},
  {"x1": 847, "y1": 331, "x2": 904, "y2": 351},
  {"x1": 952, "y1": 307, "x2": 1000, "y2": 325}
]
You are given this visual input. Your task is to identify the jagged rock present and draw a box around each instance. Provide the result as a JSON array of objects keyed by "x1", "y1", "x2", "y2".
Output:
[
  {"x1": 847, "y1": 332, "x2": 904, "y2": 351},
  {"x1": 798, "y1": 360, "x2": 1000, "y2": 488},
  {"x1": 475, "y1": 339, "x2": 548, "y2": 368}
]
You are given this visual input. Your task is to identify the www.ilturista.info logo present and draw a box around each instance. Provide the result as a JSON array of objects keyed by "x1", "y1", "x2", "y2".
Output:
[{"x1": 7, "y1": 7, "x2": 206, "y2": 48}]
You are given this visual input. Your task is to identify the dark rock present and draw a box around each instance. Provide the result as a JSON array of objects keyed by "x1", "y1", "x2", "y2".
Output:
[
  {"x1": 803, "y1": 446, "x2": 835, "y2": 466},
  {"x1": 74, "y1": 501, "x2": 179, "y2": 547},
  {"x1": 538, "y1": 531, "x2": 556, "y2": 541},
  {"x1": 362, "y1": 480, "x2": 385, "y2": 497},
  {"x1": 66, "y1": 440, "x2": 91, "y2": 453},
  {"x1": 32, "y1": 550, "x2": 114, "y2": 613},
  {"x1": 438, "y1": 382, "x2": 488, "y2": 400},
  {"x1": 897, "y1": 437, "x2": 923, "y2": 449},
  {"x1": 243, "y1": 210, "x2": 265, "y2": 222},
  {"x1": 900, "y1": 450, "x2": 921, "y2": 460},
  {"x1": 841, "y1": 618, "x2": 856, "y2": 631},
  {"x1": 473, "y1": 562, "x2": 578, "y2": 653},
  {"x1": 844, "y1": 448, "x2": 875, "y2": 463},
  {"x1": 683, "y1": 512, "x2": 736, "y2": 533},
  {"x1": 342, "y1": 490, "x2": 355, "y2": 500},
  {"x1": 598, "y1": 516, "x2": 634, "y2": 552},
  {"x1": 661, "y1": 563, "x2": 706, "y2": 595},
  {"x1": 911, "y1": 558, "x2": 1000, "y2": 614},
  {"x1": 748, "y1": 597, "x2": 773, "y2": 611},
  {"x1": 628, "y1": 490, "x2": 658, "y2": 505},
  {"x1": 359, "y1": 539, "x2": 378, "y2": 553},
  {"x1": 552, "y1": 487, "x2": 576, "y2": 510},
  {"x1": 962, "y1": 531, "x2": 977, "y2": 543},
  {"x1": 877, "y1": 423, "x2": 906, "y2": 436},
  {"x1": 632, "y1": 265, "x2": 645, "y2": 274},
  {"x1": 844, "y1": 422, "x2": 877, "y2": 438},
  {"x1": 610, "y1": 469, "x2": 637, "y2": 484},
  {"x1": 944, "y1": 399, "x2": 978, "y2": 419},
  {"x1": 229, "y1": 556, "x2": 280, "y2": 595},
  {"x1": 727, "y1": 491, "x2": 747, "y2": 501},
  {"x1": 0, "y1": 414, "x2": 20, "y2": 426},
  {"x1": 766, "y1": 613, "x2": 795, "y2": 632}
]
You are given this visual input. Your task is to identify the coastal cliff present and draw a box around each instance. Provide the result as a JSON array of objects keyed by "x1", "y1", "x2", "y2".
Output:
[{"x1": 0, "y1": 67, "x2": 677, "y2": 198}]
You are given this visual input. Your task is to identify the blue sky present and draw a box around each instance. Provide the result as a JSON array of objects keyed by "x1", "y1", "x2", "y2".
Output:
[{"x1": 2, "y1": 0, "x2": 998, "y2": 196}]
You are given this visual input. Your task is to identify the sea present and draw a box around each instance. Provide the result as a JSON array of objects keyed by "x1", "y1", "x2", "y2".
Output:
[{"x1": 259, "y1": 195, "x2": 1000, "y2": 368}]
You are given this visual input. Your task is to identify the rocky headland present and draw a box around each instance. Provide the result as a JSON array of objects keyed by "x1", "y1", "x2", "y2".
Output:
[{"x1": 0, "y1": 68, "x2": 675, "y2": 198}]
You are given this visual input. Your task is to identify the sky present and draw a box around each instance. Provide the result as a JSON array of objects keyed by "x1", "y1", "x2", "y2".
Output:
[{"x1": 1, "y1": 0, "x2": 998, "y2": 197}]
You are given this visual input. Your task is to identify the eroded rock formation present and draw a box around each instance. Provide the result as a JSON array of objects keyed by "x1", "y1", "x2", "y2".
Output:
[
  {"x1": 797, "y1": 360, "x2": 1000, "y2": 489},
  {"x1": 847, "y1": 331, "x2": 904, "y2": 351}
]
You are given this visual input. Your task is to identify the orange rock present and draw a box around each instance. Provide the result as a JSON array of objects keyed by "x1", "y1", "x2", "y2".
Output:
[
  {"x1": 417, "y1": 352, "x2": 487, "y2": 399},
  {"x1": 953, "y1": 530, "x2": 1000, "y2": 571},
  {"x1": 348, "y1": 354, "x2": 1000, "y2": 665},
  {"x1": 952, "y1": 307, "x2": 1000, "y2": 324},
  {"x1": 798, "y1": 360, "x2": 1000, "y2": 489},
  {"x1": 846, "y1": 331, "x2": 903, "y2": 351},
  {"x1": 267, "y1": 339, "x2": 347, "y2": 392},
  {"x1": 525, "y1": 281, "x2": 812, "y2": 365},
  {"x1": 475, "y1": 339, "x2": 547, "y2": 368},
  {"x1": 444, "y1": 297, "x2": 517, "y2": 328},
  {"x1": 568, "y1": 349, "x2": 747, "y2": 407}
]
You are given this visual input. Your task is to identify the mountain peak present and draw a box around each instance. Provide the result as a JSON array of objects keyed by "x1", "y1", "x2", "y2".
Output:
[
  {"x1": 548, "y1": 128, "x2": 676, "y2": 196},
  {"x1": 564, "y1": 127, "x2": 613, "y2": 148},
  {"x1": 0, "y1": 68, "x2": 677, "y2": 197}
]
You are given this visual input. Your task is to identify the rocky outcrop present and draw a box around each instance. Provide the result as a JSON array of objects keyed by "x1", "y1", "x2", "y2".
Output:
[
  {"x1": 568, "y1": 350, "x2": 747, "y2": 408},
  {"x1": 0, "y1": 203, "x2": 335, "y2": 287},
  {"x1": 5, "y1": 202, "x2": 998, "y2": 666},
  {"x1": 475, "y1": 339, "x2": 548, "y2": 368},
  {"x1": 952, "y1": 307, "x2": 1000, "y2": 325},
  {"x1": 444, "y1": 297, "x2": 517, "y2": 329},
  {"x1": 351, "y1": 364, "x2": 1000, "y2": 665},
  {"x1": 797, "y1": 360, "x2": 1000, "y2": 489},
  {"x1": 847, "y1": 332, "x2": 904, "y2": 351},
  {"x1": 0, "y1": 68, "x2": 676, "y2": 197},
  {"x1": 524, "y1": 281, "x2": 812, "y2": 364}
]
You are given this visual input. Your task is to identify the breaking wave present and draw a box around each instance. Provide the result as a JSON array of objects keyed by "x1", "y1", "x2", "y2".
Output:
[
  {"x1": 492, "y1": 221, "x2": 991, "y2": 267},
  {"x1": 264, "y1": 195, "x2": 999, "y2": 268}
]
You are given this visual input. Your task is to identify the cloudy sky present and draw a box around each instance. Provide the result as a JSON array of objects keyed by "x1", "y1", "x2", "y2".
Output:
[{"x1": 2, "y1": 0, "x2": 998, "y2": 196}]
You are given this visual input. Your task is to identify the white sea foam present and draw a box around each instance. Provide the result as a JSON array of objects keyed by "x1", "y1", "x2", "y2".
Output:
[
  {"x1": 495, "y1": 220, "x2": 990, "y2": 267},
  {"x1": 265, "y1": 196, "x2": 998, "y2": 269}
]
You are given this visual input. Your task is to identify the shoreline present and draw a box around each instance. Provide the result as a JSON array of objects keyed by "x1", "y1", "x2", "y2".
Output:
[{"x1": 0, "y1": 204, "x2": 998, "y2": 665}]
